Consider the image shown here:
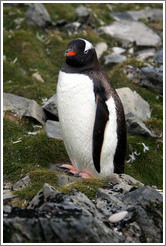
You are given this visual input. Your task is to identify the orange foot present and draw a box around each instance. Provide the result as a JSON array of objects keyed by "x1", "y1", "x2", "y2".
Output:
[{"x1": 58, "y1": 164, "x2": 93, "y2": 178}]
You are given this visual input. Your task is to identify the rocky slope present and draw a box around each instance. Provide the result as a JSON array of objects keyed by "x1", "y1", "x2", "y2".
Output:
[{"x1": 4, "y1": 174, "x2": 163, "y2": 243}]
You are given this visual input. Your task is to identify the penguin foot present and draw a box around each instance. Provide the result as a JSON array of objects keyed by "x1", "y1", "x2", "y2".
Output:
[
  {"x1": 58, "y1": 164, "x2": 78, "y2": 174},
  {"x1": 57, "y1": 164, "x2": 93, "y2": 178}
]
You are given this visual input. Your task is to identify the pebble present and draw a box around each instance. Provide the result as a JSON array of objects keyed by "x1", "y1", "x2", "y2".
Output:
[{"x1": 109, "y1": 211, "x2": 128, "y2": 223}]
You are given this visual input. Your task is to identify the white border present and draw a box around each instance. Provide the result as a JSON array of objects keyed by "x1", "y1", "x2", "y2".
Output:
[{"x1": 1, "y1": 1, "x2": 165, "y2": 245}]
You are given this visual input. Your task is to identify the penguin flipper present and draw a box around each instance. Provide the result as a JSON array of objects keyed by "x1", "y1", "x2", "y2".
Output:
[{"x1": 93, "y1": 94, "x2": 109, "y2": 173}]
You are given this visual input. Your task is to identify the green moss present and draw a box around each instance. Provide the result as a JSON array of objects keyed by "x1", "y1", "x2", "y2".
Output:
[
  {"x1": 3, "y1": 117, "x2": 69, "y2": 182},
  {"x1": 88, "y1": 3, "x2": 114, "y2": 26},
  {"x1": 44, "y1": 3, "x2": 77, "y2": 23},
  {"x1": 14, "y1": 168, "x2": 58, "y2": 200},
  {"x1": 125, "y1": 135, "x2": 163, "y2": 188},
  {"x1": 58, "y1": 178, "x2": 108, "y2": 200}
]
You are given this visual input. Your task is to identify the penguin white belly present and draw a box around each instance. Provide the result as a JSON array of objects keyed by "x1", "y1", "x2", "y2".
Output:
[
  {"x1": 57, "y1": 71, "x2": 96, "y2": 175},
  {"x1": 57, "y1": 71, "x2": 118, "y2": 177}
]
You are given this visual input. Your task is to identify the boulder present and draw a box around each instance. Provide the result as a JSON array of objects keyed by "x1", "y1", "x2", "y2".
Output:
[
  {"x1": 116, "y1": 87, "x2": 151, "y2": 120},
  {"x1": 12, "y1": 175, "x2": 31, "y2": 191},
  {"x1": 153, "y1": 49, "x2": 163, "y2": 65},
  {"x1": 100, "y1": 20, "x2": 161, "y2": 47},
  {"x1": 76, "y1": 5, "x2": 95, "y2": 28},
  {"x1": 26, "y1": 3, "x2": 53, "y2": 28},
  {"x1": 3, "y1": 93, "x2": 46, "y2": 124},
  {"x1": 42, "y1": 93, "x2": 58, "y2": 120},
  {"x1": 124, "y1": 66, "x2": 163, "y2": 94},
  {"x1": 111, "y1": 8, "x2": 163, "y2": 22},
  {"x1": 126, "y1": 113, "x2": 157, "y2": 138},
  {"x1": 95, "y1": 42, "x2": 108, "y2": 59},
  {"x1": 64, "y1": 22, "x2": 81, "y2": 35},
  {"x1": 45, "y1": 120, "x2": 63, "y2": 140},
  {"x1": 136, "y1": 48, "x2": 156, "y2": 61},
  {"x1": 104, "y1": 53, "x2": 126, "y2": 64}
]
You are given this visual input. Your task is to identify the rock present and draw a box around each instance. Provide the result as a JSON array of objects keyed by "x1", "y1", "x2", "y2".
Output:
[
  {"x1": 136, "y1": 48, "x2": 156, "y2": 61},
  {"x1": 3, "y1": 190, "x2": 17, "y2": 204},
  {"x1": 76, "y1": 5, "x2": 95, "y2": 28},
  {"x1": 26, "y1": 3, "x2": 52, "y2": 28},
  {"x1": 153, "y1": 49, "x2": 163, "y2": 65},
  {"x1": 95, "y1": 42, "x2": 108, "y2": 59},
  {"x1": 109, "y1": 211, "x2": 128, "y2": 223},
  {"x1": 64, "y1": 22, "x2": 81, "y2": 35},
  {"x1": 45, "y1": 120, "x2": 63, "y2": 139},
  {"x1": 116, "y1": 87, "x2": 151, "y2": 120},
  {"x1": 76, "y1": 5, "x2": 89, "y2": 22},
  {"x1": 111, "y1": 8, "x2": 163, "y2": 22},
  {"x1": 100, "y1": 20, "x2": 161, "y2": 47},
  {"x1": 126, "y1": 113, "x2": 157, "y2": 138},
  {"x1": 104, "y1": 53, "x2": 126, "y2": 64},
  {"x1": 124, "y1": 66, "x2": 163, "y2": 94},
  {"x1": 3, "y1": 93, "x2": 46, "y2": 125},
  {"x1": 27, "y1": 183, "x2": 59, "y2": 209},
  {"x1": 12, "y1": 175, "x2": 31, "y2": 191},
  {"x1": 42, "y1": 93, "x2": 58, "y2": 120},
  {"x1": 112, "y1": 47, "x2": 126, "y2": 54}
]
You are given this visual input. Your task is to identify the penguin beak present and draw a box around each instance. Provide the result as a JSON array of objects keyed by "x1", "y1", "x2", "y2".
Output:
[{"x1": 65, "y1": 49, "x2": 78, "y2": 57}]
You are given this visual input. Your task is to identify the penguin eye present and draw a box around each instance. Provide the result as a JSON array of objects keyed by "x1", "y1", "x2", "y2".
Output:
[{"x1": 84, "y1": 50, "x2": 88, "y2": 54}]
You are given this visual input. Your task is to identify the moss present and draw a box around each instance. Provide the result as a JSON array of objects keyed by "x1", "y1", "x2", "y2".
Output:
[
  {"x1": 44, "y1": 3, "x2": 77, "y2": 23},
  {"x1": 14, "y1": 168, "x2": 59, "y2": 200},
  {"x1": 58, "y1": 178, "x2": 108, "y2": 200},
  {"x1": 3, "y1": 117, "x2": 69, "y2": 182},
  {"x1": 125, "y1": 135, "x2": 163, "y2": 188}
]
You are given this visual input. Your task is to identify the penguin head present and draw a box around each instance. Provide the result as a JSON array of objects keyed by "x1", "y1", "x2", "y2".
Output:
[{"x1": 65, "y1": 38, "x2": 97, "y2": 67}]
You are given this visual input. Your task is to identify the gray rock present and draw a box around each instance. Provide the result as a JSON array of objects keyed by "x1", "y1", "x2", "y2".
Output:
[
  {"x1": 154, "y1": 49, "x2": 163, "y2": 65},
  {"x1": 64, "y1": 22, "x2": 81, "y2": 35},
  {"x1": 95, "y1": 42, "x2": 108, "y2": 59},
  {"x1": 124, "y1": 66, "x2": 163, "y2": 94},
  {"x1": 76, "y1": 5, "x2": 89, "y2": 22},
  {"x1": 136, "y1": 48, "x2": 156, "y2": 61},
  {"x1": 26, "y1": 3, "x2": 52, "y2": 28},
  {"x1": 3, "y1": 190, "x2": 17, "y2": 204},
  {"x1": 104, "y1": 53, "x2": 126, "y2": 64},
  {"x1": 45, "y1": 120, "x2": 63, "y2": 139},
  {"x1": 100, "y1": 21, "x2": 161, "y2": 47},
  {"x1": 3, "y1": 93, "x2": 46, "y2": 124},
  {"x1": 42, "y1": 93, "x2": 58, "y2": 118},
  {"x1": 109, "y1": 211, "x2": 128, "y2": 223},
  {"x1": 116, "y1": 87, "x2": 151, "y2": 120},
  {"x1": 126, "y1": 113, "x2": 157, "y2": 138},
  {"x1": 76, "y1": 5, "x2": 95, "y2": 28},
  {"x1": 112, "y1": 47, "x2": 126, "y2": 54},
  {"x1": 27, "y1": 183, "x2": 59, "y2": 209},
  {"x1": 12, "y1": 175, "x2": 31, "y2": 191},
  {"x1": 111, "y1": 8, "x2": 163, "y2": 22}
]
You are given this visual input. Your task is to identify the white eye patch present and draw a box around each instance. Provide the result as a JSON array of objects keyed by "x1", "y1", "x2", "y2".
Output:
[{"x1": 79, "y1": 38, "x2": 93, "y2": 52}]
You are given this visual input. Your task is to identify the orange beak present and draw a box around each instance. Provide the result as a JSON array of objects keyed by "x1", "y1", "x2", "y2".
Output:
[{"x1": 66, "y1": 51, "x2": 78, "y2": 57}]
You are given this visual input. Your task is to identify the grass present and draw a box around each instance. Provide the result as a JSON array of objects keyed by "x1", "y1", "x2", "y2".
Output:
[{"x1": 3, "y1": 3, "x2": 163, "y2": 206}]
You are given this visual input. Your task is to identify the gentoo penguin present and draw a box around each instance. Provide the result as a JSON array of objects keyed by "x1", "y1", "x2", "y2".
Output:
[{"x1": 57, "y1": 38, "x2": 126, "y2": 178}]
